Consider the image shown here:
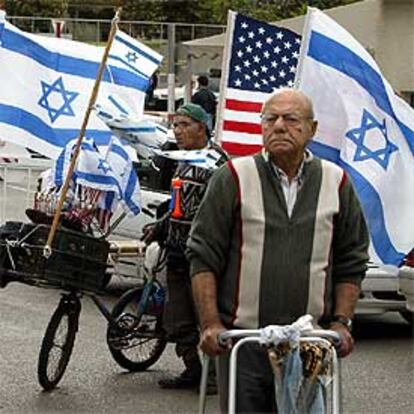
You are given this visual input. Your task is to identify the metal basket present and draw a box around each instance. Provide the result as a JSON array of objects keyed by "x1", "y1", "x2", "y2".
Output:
[{"x1": 0, "y1": 221, "x2": 110, "y2": 292}]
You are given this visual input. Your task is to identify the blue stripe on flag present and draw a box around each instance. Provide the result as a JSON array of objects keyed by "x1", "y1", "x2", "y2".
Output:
[
  {"x1": 0, "y1": 103, "x2": 113, "y2": 148},
  {"x1": 308, "y1": 141, "x2": 340, "y2": 163},
  {"x1": 104, "y1": 192, "x2": 116, "y2": 210},
  {"x1": 80, "y1": 141, "x2": 96, "y2": 152},
  {"x1": 114, "y1": 33, "x2": 161, "y2": 66},
  {"x1": 309, "y1": 140, "x2": 405, "y2": 266},
  {"x1": 308, "y1": 31, "x2": 414, "y2": 156},
  {"x1": 108, "y1": 54, "x2": 149, "y2": 80},
  {"x1": 119, "y1": 127, "x2": 157, "y2": 133},
  {"x1": 76, "y1": 171, "x2": 121, "y2": 189},
  {"x1": 108, "y1": 95, "x2": 129, "y2": 115},
  {"x1": 108, "y1": 66, "x2": 149, "y2": 91},
  {"x1": 0, "y1": 20, "x2": 5, "y2": 41},
  {"x1": 111, "y1": 143, "x2": 128, "y2": 160},
  {"x1": 97, "y1": 111, "x2": 113, "y2": 120},
  {"x1": 3, "y1": 28, "x2": 148, "y2": 92},
  {"x1": 54, "y1": 149, "x2": 67, "y2": 186},
  {"x1": 124, "y1": 172, "x2": 140, "y2": 214}
]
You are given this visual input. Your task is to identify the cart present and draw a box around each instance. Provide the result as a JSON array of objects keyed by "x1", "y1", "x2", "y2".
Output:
[
  {"x1": 0, "y1": 220, "x2": 167, "y2": 390},
  {"x1": 199, "y1": 325, "x2": 342, "y2": 414}
]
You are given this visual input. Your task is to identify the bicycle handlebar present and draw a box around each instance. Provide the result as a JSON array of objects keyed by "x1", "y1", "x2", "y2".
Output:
[{"x1": 218, "y1": 328, "x2": 341, "y2": 348}]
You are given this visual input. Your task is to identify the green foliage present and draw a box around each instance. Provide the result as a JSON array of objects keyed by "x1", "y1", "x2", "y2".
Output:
[
  {"x1": 208, "y1": 0, "x2": 361, "y2": 24},
  {"x1": 6, "y1": 0, "x2": 361, "y2": 23},
  {"x1": 118, "y1": 0, "x2": 217, "y2": 24},
  {"x1": 118, "y1": 0, "x2": 162, "y2": 22},
  {"x1": 8, "y1": 0, "x2": 68, "y2": 17}
]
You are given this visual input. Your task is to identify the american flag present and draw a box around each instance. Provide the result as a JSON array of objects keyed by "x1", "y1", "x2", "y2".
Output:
[{"x1": 217, "y1": 12, "x2": 302, "y2": 156}]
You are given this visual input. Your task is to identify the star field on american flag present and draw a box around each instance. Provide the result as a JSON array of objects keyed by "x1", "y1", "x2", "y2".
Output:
[
  {"x1": 227, "y1": 14, "x2": 301, "y2": 92},
  {"x1": 217, "y1": 12, "x2": 302, "y2": 156}
]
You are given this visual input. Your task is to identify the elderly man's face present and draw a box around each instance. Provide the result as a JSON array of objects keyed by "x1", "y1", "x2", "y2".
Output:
[
  {"x1": 261, "y1": 92, "x2": 317, "y2": 159},
  {"x1": 172, "y1": 115, "x2": 206, "y2": 150}
]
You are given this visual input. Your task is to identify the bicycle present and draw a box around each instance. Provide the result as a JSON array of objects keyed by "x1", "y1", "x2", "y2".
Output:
[
  {"x1": 106, "y1": 241, "x2": 167, "y2": 372},
  {"x1": 0, "y1": 220, "x2": 168, "y2": 391}
]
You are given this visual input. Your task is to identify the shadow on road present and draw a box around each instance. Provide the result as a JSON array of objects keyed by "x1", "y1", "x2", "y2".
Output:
[{"x1": 353, "y1": 313, "x2": 413, "y2": 340}]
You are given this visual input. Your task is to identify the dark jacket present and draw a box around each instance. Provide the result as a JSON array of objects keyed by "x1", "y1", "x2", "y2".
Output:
[{"x1": 191, "y1": 88, "x2": 217, "y2": 115}]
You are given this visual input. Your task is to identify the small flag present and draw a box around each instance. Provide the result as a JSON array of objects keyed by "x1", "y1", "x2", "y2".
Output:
[{"x1": 53, "y1": 136, "x2": 141, "y2": 215}]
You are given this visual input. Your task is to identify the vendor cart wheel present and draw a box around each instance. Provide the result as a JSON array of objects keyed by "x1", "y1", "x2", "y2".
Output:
[
  {"x1": 107, "y1": 287, "x2": 166, "y2": 371},
  {"x1": 38, "y1": 293, "x2": 80, "y2": 391}
]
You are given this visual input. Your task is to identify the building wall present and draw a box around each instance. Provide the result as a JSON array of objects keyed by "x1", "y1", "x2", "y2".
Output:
[
  {"x1": 378, "y1": 1, "x2": 414, "y2": 91},
  {"x1": 282, "y1": 0, "x2": 414, "y2": 93},
  {"x1": 280, "y1": 0, "x2": 380, "y2": 52}
]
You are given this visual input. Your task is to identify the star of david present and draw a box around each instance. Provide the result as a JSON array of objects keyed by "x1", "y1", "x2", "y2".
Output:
[
  {"x1": 126, "y1": 51, "x2": 138, "y2": 63},
  {"x1": 98, "y1": 159, "x2": 112, "y2": 174},
  {"x1": 345, "y1": 109, "x2": 398, "y2": 170},
  {"x1": 38, "y1": 77, "x2": 79, "y2": 123}
]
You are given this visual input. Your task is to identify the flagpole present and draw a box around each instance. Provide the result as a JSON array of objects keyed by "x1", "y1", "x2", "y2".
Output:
[
  {"x1": 215, "y1": 10, "x2": 235, "y2": 146},
  {"x1": 293, "y1": 7, "x2": 314, "y2": 90},
  {"x1": 43, "y1": 7, "x2": 122, "y2": 258}
]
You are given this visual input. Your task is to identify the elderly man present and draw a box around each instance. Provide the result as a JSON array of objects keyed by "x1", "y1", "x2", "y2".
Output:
[
  {"x1": 146, "y1": 103, "x2": 228, "y2": 391},
  {"x1": 187, "y1": 89, "x2": 369, "y2": 412}
]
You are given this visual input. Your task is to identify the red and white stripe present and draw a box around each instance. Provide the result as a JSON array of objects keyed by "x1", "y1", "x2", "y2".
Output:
[
  {"x1": 218, "y1": 86, "x2": 269, "y2": 157},
  {"x1": 215, "y1": 11, "x2": 267, "y2": 157}
]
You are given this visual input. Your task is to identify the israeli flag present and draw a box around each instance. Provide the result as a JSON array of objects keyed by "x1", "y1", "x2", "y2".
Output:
[
  {"x1": 103, "y1": 136, "x2": 141, "y2": 215},
  {"x1": 0, "y1": 11, "x2": 160, "y2": 160},
  {"x1": 53, "y1": 136, "x2": 141, "y2": 215},
  {"x1": 108, "y1": 30, "x2": 162, "y2": 80},
  {"x1": 152, "y1": 148, "x2": 224, "y2": 171},
  {"x1": 94, "y1": 101, "x2": 168, "y2": 159},
  {"x1": 295, "y1": 8, "x2": 414, "y2": 266}
]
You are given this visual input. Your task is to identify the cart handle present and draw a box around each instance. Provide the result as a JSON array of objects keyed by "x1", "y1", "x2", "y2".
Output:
[{"x1": 218, "y1": 328, "x2": 341, "y2": 348}]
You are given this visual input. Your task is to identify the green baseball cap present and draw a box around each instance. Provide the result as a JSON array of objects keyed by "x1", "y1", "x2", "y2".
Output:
[{"x1": 176, "y1": 103, "x2": 208, "y2": 125}]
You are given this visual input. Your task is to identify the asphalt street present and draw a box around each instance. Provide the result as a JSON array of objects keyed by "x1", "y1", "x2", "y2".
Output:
[
  {"x1": 0, "y1": 282, "x2": 413, "y2": 414},
  {"x1": 0, "y1": 167, "x2": 413, "y2": 414}
]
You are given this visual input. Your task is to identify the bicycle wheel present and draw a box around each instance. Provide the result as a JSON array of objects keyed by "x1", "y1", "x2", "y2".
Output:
[
  {"x1": 38, "y1": 295, "x2": 80, "y2": 391},
  {"x1": 107, "y1": 287, "x2": 167, "y2": 371}
]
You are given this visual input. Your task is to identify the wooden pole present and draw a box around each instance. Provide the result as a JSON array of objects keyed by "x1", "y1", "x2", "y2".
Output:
[{"x1": 43, "y1": 7, "x2": 122, "y2": 258}]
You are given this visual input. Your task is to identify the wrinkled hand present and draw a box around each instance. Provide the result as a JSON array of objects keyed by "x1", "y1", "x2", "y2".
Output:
[
  {"x1": 329, "y1": 323, "x2": 354, "y2": 358},
  {"x1": 200, "y1": 324, "x2": 229, "y2": 357}
]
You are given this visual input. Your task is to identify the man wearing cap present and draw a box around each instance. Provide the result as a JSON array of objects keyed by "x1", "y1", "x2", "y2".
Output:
[{"x1": 145, "y1": 103, "x2": 228, "y2": 391}]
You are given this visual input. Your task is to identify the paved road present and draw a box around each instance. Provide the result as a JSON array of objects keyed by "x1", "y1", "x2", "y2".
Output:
[{"x1": 0, "y1": 282, "x2": 413, "y2": 414}]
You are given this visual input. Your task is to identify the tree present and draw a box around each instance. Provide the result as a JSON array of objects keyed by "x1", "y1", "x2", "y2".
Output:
[
  {"x1": 208, "y1": 0, "x2": 360, "y2": 24},
  {"x1": 118, "y1": 0, "x2": 163, "y2": 22},
  {"x1": 7, "y1": 0, "x2": 68, "y2": 17},
  {"x1": 5, "y1": 0, "x2": 361, "y2": 23}
]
